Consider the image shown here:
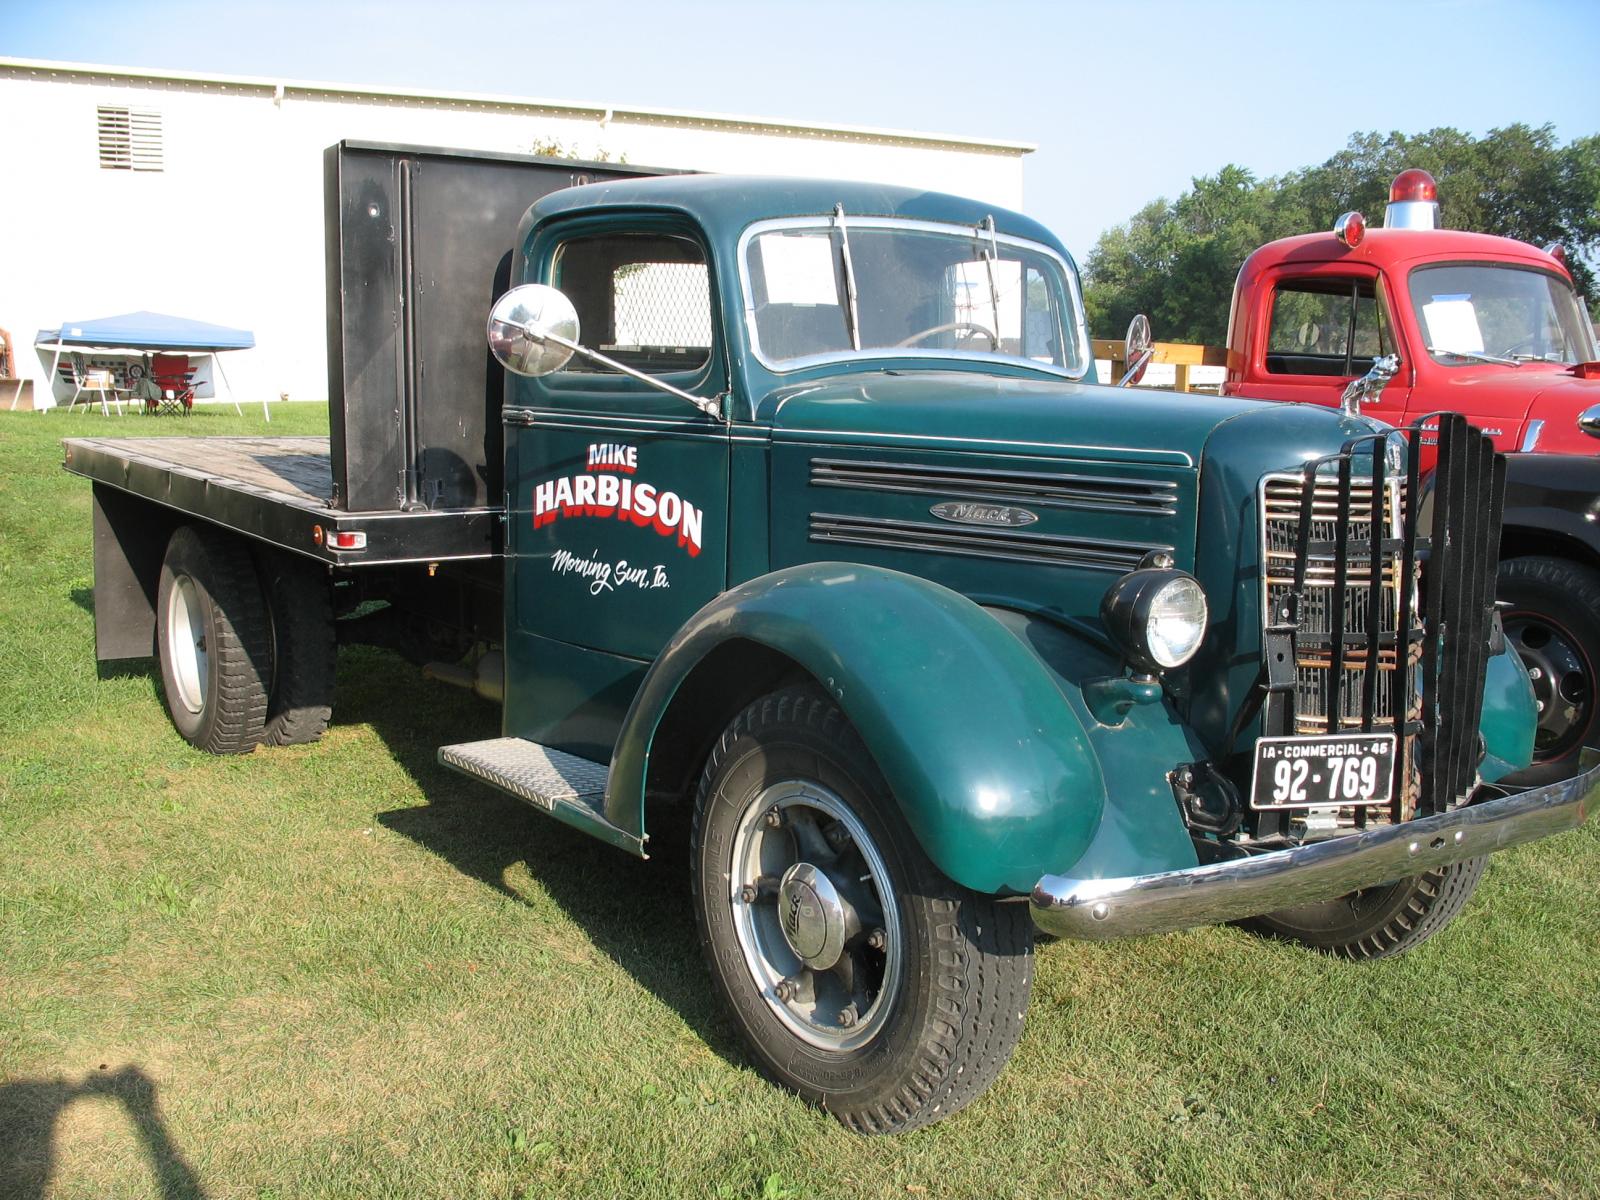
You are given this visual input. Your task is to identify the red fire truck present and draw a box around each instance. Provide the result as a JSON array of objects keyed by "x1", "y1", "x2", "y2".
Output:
[{"x1": 1220, "y1": 170, "x2": 1600, "y2": 781}]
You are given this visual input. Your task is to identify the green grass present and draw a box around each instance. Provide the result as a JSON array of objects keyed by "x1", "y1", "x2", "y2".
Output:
[{"x1": 2, "y1": 406, "x2": 1598, "y2": 1199}]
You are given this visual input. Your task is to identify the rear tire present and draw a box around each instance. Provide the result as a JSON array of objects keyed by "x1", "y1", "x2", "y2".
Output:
[
  {"x1": 691, "y1": 685, "x2": 1034, "y2": 1133},
  {"x1": 258, "y1": 551, "x2": 337, "y2": 746},
  {"x1": 1242, "y1": 857, "x2": 1486, "y2": 960},
  {"x1": 156, "y1": 525, "x2": 271, "y2": 754}
]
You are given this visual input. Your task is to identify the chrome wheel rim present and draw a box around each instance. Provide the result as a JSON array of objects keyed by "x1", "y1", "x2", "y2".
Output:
[
  {"x1": 728, "y1": 780, "x2": 902, "y2": 1052},
  {"x1": 167, "y1": 575, "x2": 207, "y2": 715},
  {"x1": 1505, "y1": 611, "x2": 1592, "y2": 758}
]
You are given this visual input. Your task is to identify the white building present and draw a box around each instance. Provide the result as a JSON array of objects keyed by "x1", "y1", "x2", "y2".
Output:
[{"x1": 0, "y1": 57, "x2": 1032, "y2": 408}]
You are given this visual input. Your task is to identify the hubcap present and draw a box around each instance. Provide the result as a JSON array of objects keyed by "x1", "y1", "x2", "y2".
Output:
[
  {"x1": 1505, "y1": 612, "x2": 1592, "y2": 758},
  {"x1": 167, "y1": 574, "x2": 208, "y2": 715},
  {"x1": 728, "y1": 781, "x2": 901, "y2": 1052}
]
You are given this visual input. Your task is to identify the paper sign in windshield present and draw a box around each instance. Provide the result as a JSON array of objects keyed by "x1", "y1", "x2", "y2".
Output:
[
  {"x1": 1421, "y1": 294, "x2": 1485, "y2": 353},
  {"x1": 757, "y1": 233, "x2": 841, "y2": 306}
]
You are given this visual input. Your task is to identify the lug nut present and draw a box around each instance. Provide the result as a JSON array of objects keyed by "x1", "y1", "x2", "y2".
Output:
[
  {"x1": 764, "y1": 806, "x2": 783, "y2": 829},
  {"x1": 1528, "y1": 666, "x2": 1544, "y2": 681},
  {"x1": 739, "y1": 883, "x2": 758, "y2": 903},
  {"x1": 774, "y1": 980, "x2": 793, "y2": 1002},
  {"x1": 865, "y1": 928, "x2": 886, "y2": 950},
  {"x1": 838, "y1": 1003, "x2": 858, "y2": 1028}
]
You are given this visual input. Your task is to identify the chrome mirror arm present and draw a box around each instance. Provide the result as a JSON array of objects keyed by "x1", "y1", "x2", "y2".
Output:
[{"x1": 494, "y1": 318, "x2": 725, "y2": 420}]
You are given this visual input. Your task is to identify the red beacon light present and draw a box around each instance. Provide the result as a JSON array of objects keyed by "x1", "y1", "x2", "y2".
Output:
[
  {"x1": 1384, "y1": 169, "x2": 1441, "y2": 230},
  {"x1": 1333, "y1": 211, "x2": 1366, "y2": 247},
  {"x1": 1544, "y1": 242, "x2": 1568, "y2": 269}
]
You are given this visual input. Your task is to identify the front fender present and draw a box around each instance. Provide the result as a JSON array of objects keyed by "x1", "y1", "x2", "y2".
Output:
[{"x1": 610, "y1": 564, "x2": 1124, "y2": 894}]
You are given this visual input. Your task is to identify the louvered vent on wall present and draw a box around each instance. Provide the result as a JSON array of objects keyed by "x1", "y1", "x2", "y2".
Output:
[{"x1": 97, "y1": 105, "x2": 164, "y2": 171}]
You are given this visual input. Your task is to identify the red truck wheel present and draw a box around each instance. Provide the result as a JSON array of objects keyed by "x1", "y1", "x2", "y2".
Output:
[
  {"x1": 156, "y1": 525, "x2": 271, "y2": 754},
  {"x1": 1497, "y1": 556, "x2": 1600, "y2": 784},
  {"x1": 690, "y1": 684, "x2": 1034, "y2": 1134}
]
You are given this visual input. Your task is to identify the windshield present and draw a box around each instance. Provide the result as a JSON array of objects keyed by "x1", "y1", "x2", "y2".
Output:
[
  {"x1": 1408, "y1": 264, "x2": 1598, "y2": 366},
  {"x1": 740, "y1": 217, "x2": 1086, "y2": 376}
]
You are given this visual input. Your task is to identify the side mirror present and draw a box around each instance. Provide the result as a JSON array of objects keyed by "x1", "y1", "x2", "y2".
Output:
[
  {"x1": 1119, "y1": 313, "x2": 1154, "y2": 387},
  {"x1": 487, "y1": 284, "x2": 580, "y2": 377},
  {"x1": 486, "y1": 282, "x2": 725, "y2": 419}
]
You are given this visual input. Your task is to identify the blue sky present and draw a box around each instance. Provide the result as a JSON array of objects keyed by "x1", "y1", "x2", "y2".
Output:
[{"x1": 6, "y1": 0, "x2": 1596, "y2": 257}]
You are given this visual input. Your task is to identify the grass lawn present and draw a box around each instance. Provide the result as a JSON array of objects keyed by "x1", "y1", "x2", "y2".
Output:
[{"x1": 2, "y1": 406, "x2": 1598, "y2": 1200}]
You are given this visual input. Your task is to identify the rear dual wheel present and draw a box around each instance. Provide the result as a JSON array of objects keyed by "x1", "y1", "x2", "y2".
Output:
[
  {"x1": 157, "y1": 526, "x2": 335, "y2": 753},
  {"x1": 691, "y1": 686, "x2": 1035, "y2": 1134}
]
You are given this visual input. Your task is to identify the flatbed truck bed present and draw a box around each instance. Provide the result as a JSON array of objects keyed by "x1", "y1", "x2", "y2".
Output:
[{"x1": 64, "y1": 435, "x2": 499, "y2": 567}]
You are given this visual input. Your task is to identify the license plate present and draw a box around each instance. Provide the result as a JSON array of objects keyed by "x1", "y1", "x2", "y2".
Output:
[{"x1": 1250, "y1": 733, "x2": 1397, "y2": 810}]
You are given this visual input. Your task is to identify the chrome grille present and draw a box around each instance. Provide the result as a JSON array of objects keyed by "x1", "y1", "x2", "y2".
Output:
[
  {"x1": 1255, "y1": 415, "x2": 1506, "y2": 826},
  {"x1": 1262, "y1": 475, "x2": 1406, "y2": 735}
]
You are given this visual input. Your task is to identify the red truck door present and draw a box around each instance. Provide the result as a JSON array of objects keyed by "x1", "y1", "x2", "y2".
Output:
[{"x1": 1230, "y1": 264, "x2": 1409, "y2": 427}]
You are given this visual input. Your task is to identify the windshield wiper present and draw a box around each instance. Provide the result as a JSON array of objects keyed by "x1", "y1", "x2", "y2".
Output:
[
  {"x1": 831, "y1": 204, "x2": 862, "y2": 352},
  {"x1": 978, "y1": 215, "x2": 1001, "y2": 338},
  {"x1": 1426, "y1": 345, "x2": 1523, "y2": 367}
]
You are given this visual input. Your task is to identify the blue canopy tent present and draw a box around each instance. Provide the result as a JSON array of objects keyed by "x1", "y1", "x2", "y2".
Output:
[{"x1": 33, "y1": 311, "x2": 264, "y2": 418}]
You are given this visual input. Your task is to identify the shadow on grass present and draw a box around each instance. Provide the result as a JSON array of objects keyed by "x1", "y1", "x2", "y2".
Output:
[
  {"x1": 0, "y1": 1066, "x2": 206, "y2": 1199},
  {"x1": 347, "y1": 648, "x2": 744, "y2": 1072}
]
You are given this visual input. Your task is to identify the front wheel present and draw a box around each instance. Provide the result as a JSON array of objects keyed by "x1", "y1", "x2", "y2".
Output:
[
  {"x1": 691, "y1": 686, "x2": 1034, "y2": 1134},
  {"x1": 1241, "y1": 857, "x2": 1486, "y2": 960}
]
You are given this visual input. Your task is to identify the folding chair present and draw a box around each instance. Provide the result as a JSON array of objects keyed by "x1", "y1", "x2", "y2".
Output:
[
  {"x1": 151, "y1": 354, "x2": 196, "y2": 416},
  {"x1": 67, "y1": 353, "x2": 124, "y2": 415}
]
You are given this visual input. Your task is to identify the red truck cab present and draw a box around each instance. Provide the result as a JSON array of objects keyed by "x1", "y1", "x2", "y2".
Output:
[
  {"x1": 1221, "y1": 171, "x2": 1600, "y2": 781},
  {"x1": 1223, "y1": 171, "x2": 1599, "y2": 454}
]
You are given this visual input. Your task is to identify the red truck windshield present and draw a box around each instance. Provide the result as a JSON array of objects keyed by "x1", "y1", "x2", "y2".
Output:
[{"x1": 1408, "y1": 264, "x2": 1597, "y2": 366}]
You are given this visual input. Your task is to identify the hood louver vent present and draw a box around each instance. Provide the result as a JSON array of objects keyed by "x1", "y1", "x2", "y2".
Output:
[{"x1": 810, "y1": 458, "x2": 1178, "y2": 516}]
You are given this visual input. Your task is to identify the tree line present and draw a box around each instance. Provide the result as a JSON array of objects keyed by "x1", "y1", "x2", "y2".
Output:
[{"x1": 1083, "y1": 124, "x2": 1600, "y2": 345}]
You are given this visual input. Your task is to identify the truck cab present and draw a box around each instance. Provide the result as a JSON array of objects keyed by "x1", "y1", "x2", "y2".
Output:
[{"x1": 1222, "y1": 170, "x2": 1600, "y2": 778}]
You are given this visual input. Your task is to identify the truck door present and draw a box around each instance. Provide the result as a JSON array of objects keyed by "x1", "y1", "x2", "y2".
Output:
[
  {"x1": 1234, "y1": 269, "x2": 1409, "y2": 427},
  {"x1": 502, "y1": 219, "x2": 730, "y2": 756}
]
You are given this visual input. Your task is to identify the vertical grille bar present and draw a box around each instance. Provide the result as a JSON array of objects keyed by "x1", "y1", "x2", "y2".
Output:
[
  {"x1": 1324, "y1": 455, "x2": 1353, "y2": 731},
  {"x1": 1391, "y1": 427, "x2": 1424, "y2": 822},
  {"x1": 1361, "y1": 437, "x2": 1388, "y2": 732}
]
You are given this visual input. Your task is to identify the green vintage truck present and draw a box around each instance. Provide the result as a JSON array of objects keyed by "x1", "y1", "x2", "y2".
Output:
[{"x1": 65, "y1": 143, "x2": 1598, "y2": 1134}]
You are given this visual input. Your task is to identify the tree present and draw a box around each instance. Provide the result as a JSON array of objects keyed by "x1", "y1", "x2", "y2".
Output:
[{"x1": 1083, "y1": 125, "x2": 1600, "y2": 344}]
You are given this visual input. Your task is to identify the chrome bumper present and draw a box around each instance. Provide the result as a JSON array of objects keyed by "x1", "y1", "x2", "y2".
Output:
[{"x1": 1031, "y1": 759, "x2": 1600, "y2": 941}]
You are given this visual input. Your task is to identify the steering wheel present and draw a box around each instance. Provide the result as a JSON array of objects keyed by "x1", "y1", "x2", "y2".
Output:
[{"x1": 895, "y1": 320, "x2": 999, "y2": 350}]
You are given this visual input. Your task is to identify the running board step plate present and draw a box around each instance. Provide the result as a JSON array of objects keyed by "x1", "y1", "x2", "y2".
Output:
[
  {"x1": 437, "y1": 738, "x2": 644, "y2": 856},
  {"x1": 438, "y1": 737, "x2": 608, "y2": 813}
]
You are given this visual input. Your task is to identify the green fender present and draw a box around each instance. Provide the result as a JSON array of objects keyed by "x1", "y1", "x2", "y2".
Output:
[{"x1": 609, "y1": 563, "x2": 1196, "y2": 895}]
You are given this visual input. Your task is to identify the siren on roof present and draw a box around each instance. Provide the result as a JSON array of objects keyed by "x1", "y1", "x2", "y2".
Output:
[{"x1": 1384, "y1": 169, "x2": 1440, "y2": 230}]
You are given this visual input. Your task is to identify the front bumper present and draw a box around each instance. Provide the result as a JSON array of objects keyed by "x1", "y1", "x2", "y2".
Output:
[{"x1": 1031, "y1": 757, "x2": 1600, "y2": 940}]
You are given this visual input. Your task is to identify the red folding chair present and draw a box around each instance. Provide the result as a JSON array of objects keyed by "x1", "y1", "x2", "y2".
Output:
[{"x1": 151, "y1": 354, "x2": 195, "y2": 416}]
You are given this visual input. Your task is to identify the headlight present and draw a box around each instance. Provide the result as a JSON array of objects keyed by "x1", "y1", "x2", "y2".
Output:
[
  {"x1": 1578, "y1": 403, "x2": 1600, "y2": 439},
  {"x1": 1100, "y1": 568, "x2": 1209, "y2": 672}
]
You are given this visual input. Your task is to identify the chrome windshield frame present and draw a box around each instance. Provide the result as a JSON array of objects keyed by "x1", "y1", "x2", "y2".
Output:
[{"x1": 736, "y1": 215, "x2": 1093, "y2": 381}]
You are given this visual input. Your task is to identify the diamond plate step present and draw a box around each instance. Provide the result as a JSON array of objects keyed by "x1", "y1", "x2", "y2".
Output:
[{"x1": 438, "y1": 738, "x2": 609, "y2": 815}]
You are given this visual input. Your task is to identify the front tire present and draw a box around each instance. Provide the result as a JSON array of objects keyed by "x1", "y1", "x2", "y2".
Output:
[
  {"x1": 156, "y1": 525, "x2": 271, "y2": 754},
  {"x1": 691, "y1": 686, "x2": 1034, "y2": 1133},
  {"x1": 1242, "y1": 857, "x2": 1486, "y2": 960}
]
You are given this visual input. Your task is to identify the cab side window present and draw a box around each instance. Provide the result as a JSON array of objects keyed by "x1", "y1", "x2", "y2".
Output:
[
  {"x1": 552, "y1": 234, "x2": 712, "y2": 375},
  {"x1": 1266, "y1": 277, "x2": 1390, "y2": 377}
]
